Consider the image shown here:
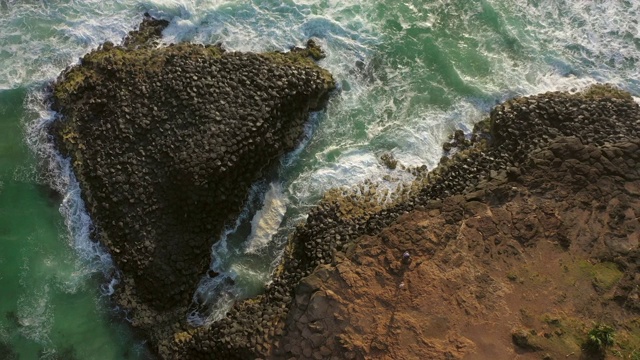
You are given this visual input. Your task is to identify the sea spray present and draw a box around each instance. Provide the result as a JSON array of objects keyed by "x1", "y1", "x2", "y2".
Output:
[
  {"x1": 16, "y1": 284, "x2": 52, "y2": 345},
  {"x1": 0, "y1": 1, "x2": 138, "y2": 90}
]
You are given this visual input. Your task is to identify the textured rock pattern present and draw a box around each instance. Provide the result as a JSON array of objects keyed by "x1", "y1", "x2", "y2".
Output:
[
  {"x1": 48, "y1": 22, "x2": 640, "y2": 359},
  {"x1": 48, "y1": 16, "x2": 334, "y2": 356},
  {"x1": 275, "y1": 137, "x2": 640, "y2": 359},
  {"x1": 259, "y1": 85, "x2": 639, "y2": 359},
  {"x1": 169, "y1": 87, "x2": 639, "y2": 358}
]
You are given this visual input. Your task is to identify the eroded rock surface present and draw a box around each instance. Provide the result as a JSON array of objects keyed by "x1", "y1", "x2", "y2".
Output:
[
  {"x1": 48, "y1": 15, "x2": 334, "y2": 355},
  {"x1": 267, "y1": 85, "x2": 640, "y2": 359}
]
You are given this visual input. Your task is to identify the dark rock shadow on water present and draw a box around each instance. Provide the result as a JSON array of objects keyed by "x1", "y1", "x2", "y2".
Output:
[
  {"x1": 0, "y1": 340, "x2": 18, "y2": 360},
  {"x1": 349, "y1": 55, "x2": 384, "y2": 84},
  {"x1": 101, "y1": 301, "x2": 156, "y2": 360},
  {"x1": 116, "y1": 337, "x2": 157, "y2": 360},
  {"x1": 35, "y1": 183, "x2": 63, "y2": 208},
  {"x1": 4, "y1": 311, "x2": 19, "y2": 329}
]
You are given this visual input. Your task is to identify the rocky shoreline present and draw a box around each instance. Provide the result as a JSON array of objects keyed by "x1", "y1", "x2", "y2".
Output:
[
  {"x1": 47, "y1": 15, "x2": 640, "y2": 360},
  {"x1": 264, "y1": 85, "x2": 640, "y2": 359},
  {"x1": 273, "y1": 85, "x2": 640, "y2": 359},
  {"x1": 47, "y1": 15, "x2": 335, "y2": 356},
  {"x1": 165, "y1": 84, "x2": 640, "y2": 359}
]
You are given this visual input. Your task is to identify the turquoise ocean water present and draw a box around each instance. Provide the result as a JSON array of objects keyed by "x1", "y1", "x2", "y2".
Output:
[{"x1": 1, "y1": 0, "x2": 639, "y2": 358}]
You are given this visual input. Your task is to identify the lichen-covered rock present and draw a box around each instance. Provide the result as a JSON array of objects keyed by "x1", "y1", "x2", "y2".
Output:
[{"x1": 47, "y1": 14, "x2": 334, "y2": 356}]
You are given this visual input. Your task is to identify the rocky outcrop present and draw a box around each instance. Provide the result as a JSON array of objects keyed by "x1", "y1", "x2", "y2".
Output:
[
  {"x1": 47, "y1": 15, "x2": 640, "y2": 358},
  {"x1": 47, "y1": 14, "x2": 335, "y2": 355},
  {"x1": 164, "y1": 86, "x2": 640, "y2": 359},
  {"x1": 263, "y1": 85, "x2": 640, "y2": 359}
]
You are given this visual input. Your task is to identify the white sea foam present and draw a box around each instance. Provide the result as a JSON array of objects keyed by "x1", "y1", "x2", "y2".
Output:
[
  {"x1": 491, "y1": 0, "x2": 639, "y2": 95},
  {"x1": 24, "y1": 91, "x2": 115, "y2": 293},
  {"x1": 244, "y1": 183, "x2": 288, "y2": 255},
  {"x1": 0, "y1": 1, "x2": 138, "y2": 90},
  {"x1": 187, "y1": 273, "x2": 238, "y2": 326},
  {"x1": 153, "y1": 0, "x2": 381, "y2": 52}
]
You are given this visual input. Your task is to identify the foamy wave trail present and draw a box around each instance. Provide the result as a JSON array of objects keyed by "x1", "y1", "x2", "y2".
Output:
[
  {"x1": 210, "y1": 179, "x2": 269, "y2": 265},
  {"x1": 24, "y1": 90, "x2": 116, "y2": 294},
  {"x1": 152, "y1": 0, "x2": 381, "y2": 51},
  {"x1": 244, "y1": 183, "x2": 288, "y2": 255},
  {"x1": 16, "y1": 283, "x2": 52, "y2": 345},
  {"x1": 188, "y1": 273, "x2": 238, "y2": 327}
]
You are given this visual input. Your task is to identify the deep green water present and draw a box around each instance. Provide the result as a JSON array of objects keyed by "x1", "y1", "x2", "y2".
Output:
[
  {"x1": 0, "y1": 89, "x2": 148, "y2": 359},
  {"x1": 1, "y1": 0, "x2": 639, "y2": 358}
]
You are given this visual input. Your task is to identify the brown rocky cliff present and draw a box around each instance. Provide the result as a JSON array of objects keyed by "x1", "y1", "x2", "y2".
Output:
[{"x1": 272, "y1": 88, "x2": 640, "y2": 360}]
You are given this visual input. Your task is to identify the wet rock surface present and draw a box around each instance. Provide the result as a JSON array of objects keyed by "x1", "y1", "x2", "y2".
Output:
[
  {"x1": 47, "y1": 15, "x2": 334, "y2": 357},
  {"x1": 261, "y1": 85, "x2": 640, "y2": 359}
]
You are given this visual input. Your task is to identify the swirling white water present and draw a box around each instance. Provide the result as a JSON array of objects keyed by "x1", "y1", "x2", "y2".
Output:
[{"x1": 1, "y1": 0, "x2": 639, "y2": 357}]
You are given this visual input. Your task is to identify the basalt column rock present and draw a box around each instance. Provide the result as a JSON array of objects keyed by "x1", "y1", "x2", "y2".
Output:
[
  {"x1": 47, "y1": 14, "x2": 335, "y2": 347},
  {"x1": 267, "y1": 85, "x2": 640, "y2": 359},
  {"x1": 169, "y1": 84, "x2": 640, "y2": 360}
]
